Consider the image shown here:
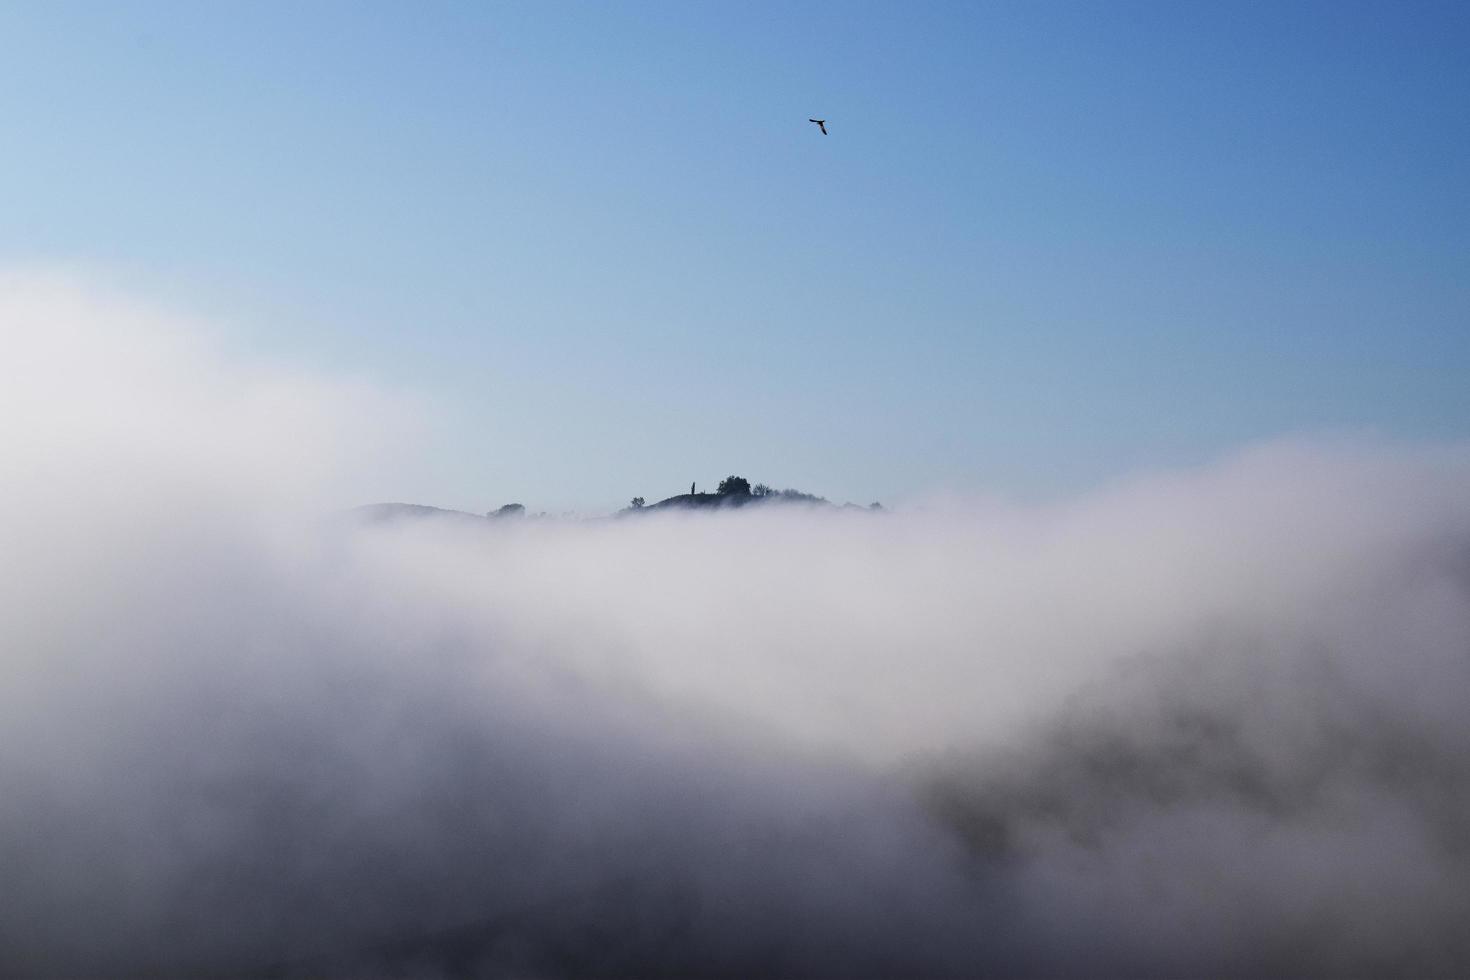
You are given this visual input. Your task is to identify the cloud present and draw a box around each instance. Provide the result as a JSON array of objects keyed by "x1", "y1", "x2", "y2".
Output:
[{"x1": 2, "y1": 272, "x2": 1468, "y2": 976}]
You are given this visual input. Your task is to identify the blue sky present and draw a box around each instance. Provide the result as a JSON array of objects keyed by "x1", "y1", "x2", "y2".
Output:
[{"x1": 4, "y1": 1, "x2": 1467, "y2": 511}]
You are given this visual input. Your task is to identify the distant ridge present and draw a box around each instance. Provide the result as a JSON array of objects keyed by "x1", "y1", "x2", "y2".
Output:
[{"x1": 352, "y1": 479, "x2": 877, "y2": 522}]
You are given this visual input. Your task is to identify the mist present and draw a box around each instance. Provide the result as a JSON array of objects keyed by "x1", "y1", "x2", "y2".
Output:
[{"x1": 3, "y1": 274, "x2": 1468, "y2": 977}]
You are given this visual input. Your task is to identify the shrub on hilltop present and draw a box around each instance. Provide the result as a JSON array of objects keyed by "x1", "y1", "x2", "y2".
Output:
[{"x1": 717, "y1": 476, "x2": 752, "y2": 496}]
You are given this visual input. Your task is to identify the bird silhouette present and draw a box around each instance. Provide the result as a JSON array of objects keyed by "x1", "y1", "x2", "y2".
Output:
[{"x1": 808, "y1": 118, "x2": 827, "y2": 135}]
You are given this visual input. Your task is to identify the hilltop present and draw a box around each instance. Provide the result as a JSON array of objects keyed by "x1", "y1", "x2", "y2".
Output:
[{"x1": 355, "y1": 475, "x2": 880, "y2": 524}]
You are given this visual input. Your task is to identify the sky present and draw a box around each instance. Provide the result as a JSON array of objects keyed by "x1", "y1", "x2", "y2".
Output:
[{"x1": 3, "y1": 0, "x2": 1467, "y2": 512}]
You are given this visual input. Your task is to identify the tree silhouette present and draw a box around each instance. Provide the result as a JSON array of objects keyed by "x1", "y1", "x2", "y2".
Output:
[
  {"x1": 629, "y1": 497, "x2": 645, "y2": 509},
  {"x1": 717, "y1": 475, "x2": 751, "y2": 496}
]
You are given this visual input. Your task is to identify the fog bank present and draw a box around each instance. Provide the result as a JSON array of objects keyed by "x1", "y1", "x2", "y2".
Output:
[{"x1": 3, "y1": 275, "x2": 1468, "y2": 976}]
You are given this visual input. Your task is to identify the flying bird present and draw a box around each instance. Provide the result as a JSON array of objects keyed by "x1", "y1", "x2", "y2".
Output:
[{"x1": 808, "y1": 118, "x2": 827, "y2": 135}]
